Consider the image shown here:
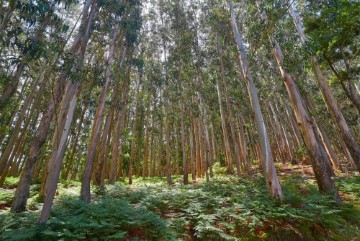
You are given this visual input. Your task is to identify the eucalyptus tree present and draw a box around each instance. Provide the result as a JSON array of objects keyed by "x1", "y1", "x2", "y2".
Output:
[
  {"x1": 288, "y1": 2, "x2": 360, "y2": 172},
  {"x1": 81, "y1": 0, "x2": 142, "y2": 202},
  {"x1": 11, "y1": 0, "x2": 95, "y2": 213},
  {"x1": 254, "y1": 0, "x2": 340, "y2": 201},
  {"x1": 229, "y1": 1, "x2": 283, "y2": 199},
  {"x1": 303, "y1": 0, "x2": 360, "y2": 114},
  {"x1": 167, "y1": 0, "x2": 197, "y2": 183},
  {"x1": 0, "y1": 1, "x2": 74, "y2": 114}
]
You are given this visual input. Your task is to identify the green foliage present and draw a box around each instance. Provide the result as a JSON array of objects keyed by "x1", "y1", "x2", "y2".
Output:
[
  {"x1": 294, "y1": 145, "x2": 307, "y2": 159},
  {"x1": 2, "y1": 177, "x2": 19, "y2": 189},
  {"x1": 1, "y1": 175, "x2": 359, "y2": 240},
  {"x1": 0, "y1": 198, "x2": 174, "y2": 241},
  {"x1": 59, "y1": 179, "x2": 81, "y2": 189},
  {"x1": 304, "y1": 0, "x2": 359, "y2": 56},
  {"x1": 212, "y1": 162, "x2": 228, "y2": 176},
  {"x1": 304, "y1": 0, "x2": 360, "y2": 83},
  {"x1": 105, "y1": 175, "x2": 360, "y2": 240},
  {"x1": 335, "y1": 176, "x2": 360, "y2": 203},
  {"x1": 0, "y1": 190, "x2": 15, "y2": 207}
]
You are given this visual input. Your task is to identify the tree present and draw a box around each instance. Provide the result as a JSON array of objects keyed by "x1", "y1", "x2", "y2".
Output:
[{"x1": 229, "y1": 1, "x2": 283, "y2": 199}]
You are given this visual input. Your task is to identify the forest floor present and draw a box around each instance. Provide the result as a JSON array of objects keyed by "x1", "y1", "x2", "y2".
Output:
[{"x1": 0, "y1": 164, "x2": 360, "y2": 241}]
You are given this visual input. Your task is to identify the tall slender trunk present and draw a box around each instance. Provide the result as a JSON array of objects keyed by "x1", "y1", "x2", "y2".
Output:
[
  {"x1": 11, "y1": 73, "x2": 66, "y2": 213},
  {"x1": 39, "y1": 82, "x2": 78, "y2": 222},
  {"x1": 80, "y1": 21, "x2": 119, "y2": 201},
  {"x1": 281, "y1": 96, "x2": 302, "y2": 149},
  {"x1": 116, "y1": 66, "x2": 131, "y2": 179},
  {"x1": 258, "y1": 2, "x2": 339, "y2": 200},
  {"x1": 157, "y1": 88, "x2": 164, "y2": 177},
  {"x1": 129, "y1": 73, "x2": 142, "y2": 185},
  {"x1": 165, "y1": 102, "x2": 172, "y2": 185},
  {"x1": 142, "y1": 97, "x2": 151, "y2": 178},
  {"x1": 0, "y1": 98, "x2": 33, "y2": 178},
  {"x1": 230, "y1": 2, "x2": 283, "y2": 199},
  {"x1": 199, "y1": 119, "x2": 210, "y2": 182},
  {"x1": 230, "y1": 3, "x2": 283, "y2": 199},
  {"x1": 237, "y1": 112, "x2": 250, "y2": 174},
  {"x1": 210, "y1": 123, "x2": 218, "y2": 170},
  {"x1": 189, "y1": 111, "x2": 196, "y2": 182},
  {"x1": 304, "y1": 96, "x2": 341, "y2": 171},
  {"x1": 11, "y1": 0, "x2": 96, "y2": 213},
  {"x1": 62, "y1": 103, "x2": 87, "y2": 179},
  {"x1": 268, "y1": 102, "x2": 287, "y2": 163},
  {"x1": 219, "y1": 49, "x2": 242, "y2": 176},
  {"x1": 108, "y1": 48, "x2": 127, "y2": 184},
  {"x1": 97, "y1": 113, "x2": 112, "y2": 187},
  {"x1": 195, "y1": 118, "x2": 202, "y2": 178},
  {"x1": 197, "y1": 94, "x2": 213, "y2": 178},
  {"x1": 215, "y1": 73, "x2": 234, "y2": 174},
  {"x1": 288, "y1": 5, "x2": 360, "y2": 171},
  {"x1": 81, "y1": 75, "x2": 108, "y2": 197},
  {"x1": 180, "y1": 94, "x2": 188, "y2": 184},
  {"x1": 150, "y1": 113, "x2": 156, "y2": 177},
  {"x1": 0, "y1": 103, "x2": 36, "y2": 185},
  {"x1": 274, "y1": 97, "x2": 296, "y2": 162}
]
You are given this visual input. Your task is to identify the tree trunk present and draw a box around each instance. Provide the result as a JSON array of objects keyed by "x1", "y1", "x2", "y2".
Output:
[
  {"x1": 288, "y1": 5, "x2": 360, "y2": 172},
  {"x1": 257, "y1": 0, "x2": 339, "y2": 196},
  {"x1": 11, "y1": 0, "x2": 96, "y2": 212},
  {"x1": 150, "y1": 115, "x2": 156, "y2": 177},
  {"x1": 142, "y1": 97, "x2": 151, "y2": 178},
  {"x1": 230, "y1": 2, "x2": 283, "y2": 199},
  {"x1": 62, "y1": 103, "x2": 87, "y2": 180},
  {"x1": 198, "y1": 94, "x2": 213, "y2": 178},
  {"x1": 237, "y1": 112, "x2": 251, "y2": 174},
  {"x1": 99, "y1": 114, "x2": 112, "y2": 187},
  {"x1": 108, "y1": 48, "x2": 127, "y2": 184},
  {"x1": 215, "y1": 73, "x2": 234, "y2": 174},
  {"x1": 129, "y1": 72, "x2": 142, "y2": 185},
  {"x1": 39, "y1": 82, "x2": 78, "y2": 222},
  {"x1": 189, "y1": 115, "x2": 196, "y2": 182},
  {"x1": 80, "y1": 20, "x2": 118, "y2": 201},
  {"x1": 271, "y1": 39, "x2": 340, "y2": 201},
  {"x1": 157, "y1": 87, "x2": 164, "y2": 177},
  {"x1": 180, "y1": 94, "x2": 188, "y2": 184},
  {"x1": 165, "y1": 102, "x2": 172, "y2": 185}
]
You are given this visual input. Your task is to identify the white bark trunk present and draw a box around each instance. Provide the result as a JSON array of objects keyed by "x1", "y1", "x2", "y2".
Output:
[{"x1": 230, "y1": 2, "x2": 283, "y2": 199}]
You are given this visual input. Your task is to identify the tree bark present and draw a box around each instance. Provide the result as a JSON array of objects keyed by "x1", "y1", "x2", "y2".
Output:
[
  {"x1": 215, "y1": 72, "x2": 234, "y2": 174},
  {"x1": 11, "y1": 0, "x2": 96, "y2": 212},
  {"x1": 237, "y1": 112, "x2": 250, "y2": 174},
  {"x1": 230, "y1": 2, "x2": 283, "y2": 199},
  {"x1": 180, "y1": 94, "x2": 188, "y2": 184},
  {"x1": 271, "y1": 38, "x2": 339, "y2": 201},
  {"x1": 142, "y1": 96, "x2": 151, "y2": 178},
  {"x1": 39, "y1": 82, "x2": 78, "y2": 222},
  {"x1": 165, "y1": 102, "x2": 172, "y2": 185},
  {"x1": 288, "y1": 5, "x2": 360, "y2": 172},
  {"x1": 80, "y1": 20, "x2": 119, "y2": 201},
  {"x1": 256, "y1": 0, "x2": 339, "y2": 199}
]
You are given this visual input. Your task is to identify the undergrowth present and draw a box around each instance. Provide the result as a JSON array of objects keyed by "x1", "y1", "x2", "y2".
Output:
[
  {"x1": 107, "y1": 175, "x2": 360, "y2": 240},
  {"x1": 2, "y1": 176, "x2": 19, "y2": 189},
  {"x1": 0, "y1": 175, "x2": 359, "y2": 240},
  {"x1": 0, "y1": 198, "x2": 173, "y2": 241}
]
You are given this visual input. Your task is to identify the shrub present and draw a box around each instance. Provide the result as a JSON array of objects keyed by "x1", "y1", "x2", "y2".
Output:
[
  {"x1": 2, "y1": 177, "x2": 19, "y2": 189},
  {"x1": 0, "y1": 198, "x2": 175, "y2": 241}
]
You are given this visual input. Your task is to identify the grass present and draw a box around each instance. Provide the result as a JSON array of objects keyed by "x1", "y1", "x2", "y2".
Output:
[{"x1": 0, "y1": 172, "x2": 359, "y2": 240}]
